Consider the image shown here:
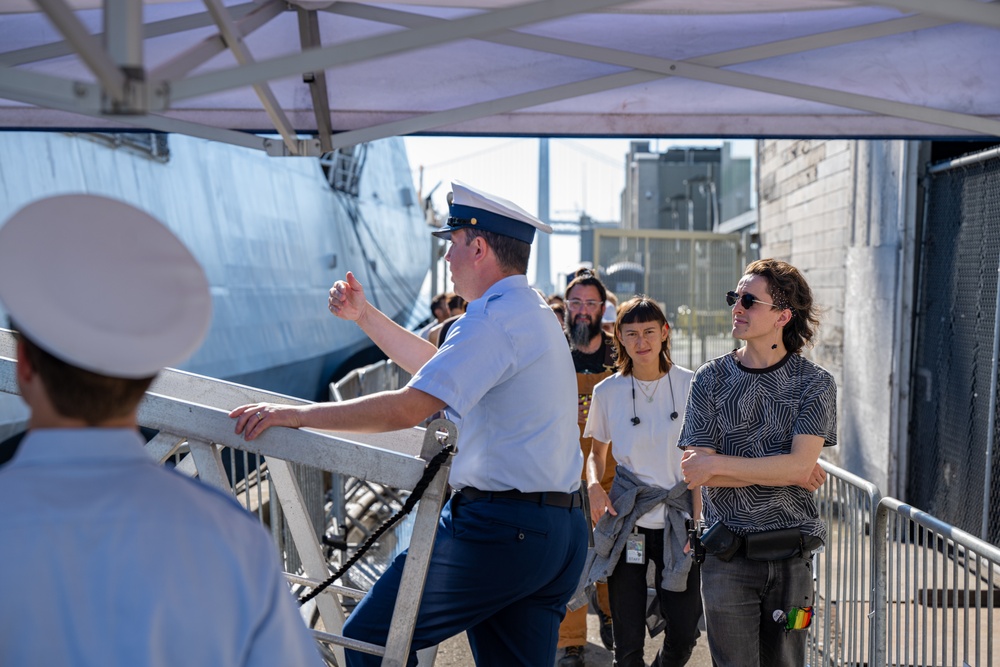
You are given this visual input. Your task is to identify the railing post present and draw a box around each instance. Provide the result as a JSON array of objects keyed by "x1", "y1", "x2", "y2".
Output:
[
  {"x1": 380, "y1": 420, "x2": 456, "y2": 666},
  {"x1": 267, "y1": 457, "x2": 347, "y2": 665},
  {"x1": 871, "y1": 500, "x2": 889, "y2": 667}
]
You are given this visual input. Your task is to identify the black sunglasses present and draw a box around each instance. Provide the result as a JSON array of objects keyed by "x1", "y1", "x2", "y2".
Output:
[{"x1": 726, "y1": 290, "x2": 779, "y2": 310}]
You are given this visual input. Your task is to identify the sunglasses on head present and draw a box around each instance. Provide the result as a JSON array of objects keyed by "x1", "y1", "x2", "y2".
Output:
[{"x1": 726, "y1": 290, "x2": 779, "y2": 310}]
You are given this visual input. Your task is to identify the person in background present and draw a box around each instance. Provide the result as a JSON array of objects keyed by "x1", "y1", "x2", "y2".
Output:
[
  {"x1": 550, "y1": 299, "x2": 568, "y2": 328},
  {"x1": 582, "y1": 296, "x2": 702, "y2": 667},
  {"x1": 0, "y1": 194, "x2": 322, "y2": 667},
  {"x1": 448, "y1": 293, "x2": 467, "y2": 314},
  {"x1": 679, "y1": 258, "x2": 835, "y2": 667},
  {"x1": 231, "y1": 181, "x2": 587, "y2": 667},
  {"x1": 556, "y1": 269, "x2": 617, "y2": 667},
  {"x1": 418, "y1": 291, "x2": 453, "y2": 340},
  {"x1": 429, "y1": 293, "x2": 468, "y2": 346}
]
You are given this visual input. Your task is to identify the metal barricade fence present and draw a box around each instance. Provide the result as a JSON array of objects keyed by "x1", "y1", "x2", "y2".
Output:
[
  {"x1": 811, "y1": 456, "x2": 999, "y2": 667},
  {"x1": 810, "y1": 460, "x2": 882, "y2": 667},
  {"x1": 873, "y1": 499, "x2": 999, "y2": 667}
]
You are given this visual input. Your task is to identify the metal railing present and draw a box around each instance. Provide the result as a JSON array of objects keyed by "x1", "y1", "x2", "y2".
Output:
[
  {"x1": 810, "y1": 461, "x2": 882, "y2": 667},
  {"x1": 0, "y1": 331, "x2": 456, "y2": 667},
  {"x1": 331, "y1": 358, "x2": 412, "y2": 402},
  {"x1": 873, "y1": 499, "x2": 999, "y2": 667},
  {"x1": 7, "y1": 324, "x2": 1000, "y2": 666},
  {"x1": 811, "y1": 457, "x2": 999, "y2": 667},
  {"x1": 327, "y1": 359, "x2": 419, "y2": 595}
]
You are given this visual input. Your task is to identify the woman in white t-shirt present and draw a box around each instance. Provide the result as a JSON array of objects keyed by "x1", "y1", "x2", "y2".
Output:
[{"x1": 584, "y1": 296, "x2": 702, "y2": 667}]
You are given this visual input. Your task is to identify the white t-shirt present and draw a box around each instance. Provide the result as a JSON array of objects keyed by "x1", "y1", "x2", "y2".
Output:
[{"x1": 584, "y1": 365, "x2": 694, "y2": 528}]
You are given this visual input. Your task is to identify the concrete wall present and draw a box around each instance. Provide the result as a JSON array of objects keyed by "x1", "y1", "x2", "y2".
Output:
[
  {"x1": 757, "y1": 139, "x2": 917, "y2": 493},
  {"x1": 759, "y1": 140, "x2": 851, "y2": 390}
]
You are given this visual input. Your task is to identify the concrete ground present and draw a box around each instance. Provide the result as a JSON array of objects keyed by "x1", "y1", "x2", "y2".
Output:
[{"x1": 428, "y1": 608, "x2": 714, "y2": 667}]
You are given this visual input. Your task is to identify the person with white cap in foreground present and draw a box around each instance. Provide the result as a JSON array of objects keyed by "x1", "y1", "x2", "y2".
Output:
[
  {"x1": 231, "y1": 181, "x2": 588, "y2": 666},
  {"x1": 0, "y1": 194, "x2": 323, "y2": 667}
]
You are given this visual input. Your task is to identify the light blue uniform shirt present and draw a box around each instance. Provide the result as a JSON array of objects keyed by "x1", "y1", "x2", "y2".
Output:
[
  {"x1": 0, "y1": 428, "x2": 323, "y2": 667},
  {"x1": 409, "y1": 275, "x2": 582, "y2": 493}
]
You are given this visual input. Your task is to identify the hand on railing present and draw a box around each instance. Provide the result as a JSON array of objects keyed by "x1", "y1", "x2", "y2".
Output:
[
  {"x1": 799, "y1": 463, "x2": 826, "y2": 493},
  {"x1": 230, "y1": 402, "x2": 304, "y2": 441}
]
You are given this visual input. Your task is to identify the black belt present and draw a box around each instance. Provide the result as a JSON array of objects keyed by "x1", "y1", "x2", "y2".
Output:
[{"x1": 459, "y1": 487, "x2": 583, "y2": 509}]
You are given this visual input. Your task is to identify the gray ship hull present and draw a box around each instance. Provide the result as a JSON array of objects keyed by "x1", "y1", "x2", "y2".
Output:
[{"x1": 0, "y1": 132, "x2": 429, "y2": 401}]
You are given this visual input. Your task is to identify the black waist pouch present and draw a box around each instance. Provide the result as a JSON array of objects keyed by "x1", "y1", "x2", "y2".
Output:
[
  {"x1": 701, "y1": 521, "x2": 741, "y2": 562},
  {"x1": 744, "y1": 527, "x2": 802, "y2": 562}
]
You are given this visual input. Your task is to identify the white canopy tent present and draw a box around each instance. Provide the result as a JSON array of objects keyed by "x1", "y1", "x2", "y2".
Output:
[{"x1": 0, "y1": 0, "x2": 998, "y2": 156}]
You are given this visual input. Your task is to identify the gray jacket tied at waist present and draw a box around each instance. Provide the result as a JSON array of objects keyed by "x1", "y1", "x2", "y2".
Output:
[{"x1": 569, "y1": 466, "x2": 693, "y2": 610}]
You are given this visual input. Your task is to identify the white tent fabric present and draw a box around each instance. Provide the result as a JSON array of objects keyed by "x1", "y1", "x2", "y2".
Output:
[{"x1": 1, "y1": 0, "x2": 998, "y2": 155}]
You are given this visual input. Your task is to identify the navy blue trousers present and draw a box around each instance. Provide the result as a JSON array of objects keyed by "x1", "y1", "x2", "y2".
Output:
[{"x1": 343, "y1": 493, "x2": 588, "y2": 667}]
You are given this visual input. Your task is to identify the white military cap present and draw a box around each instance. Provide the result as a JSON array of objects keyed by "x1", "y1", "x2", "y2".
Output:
[
  {"x1": 433, "y1": 180, "x2": 553, "y2": 244},
  {"x1": 0, "y1": 194, "x2": 211, "y2": 379}
]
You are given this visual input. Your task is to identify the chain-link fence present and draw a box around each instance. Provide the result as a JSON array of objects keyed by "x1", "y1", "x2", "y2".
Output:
[
  {"x1": 910, "y1": 147, "x2": 1000, "y2": 545},
  {"x1": 592, "y1": 229, "x2": 745, "y2": 370}
]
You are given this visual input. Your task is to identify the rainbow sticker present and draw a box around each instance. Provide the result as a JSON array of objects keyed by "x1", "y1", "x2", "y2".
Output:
[{"x1": 785, "y1": 606, "x2": 813, "y2": 631}]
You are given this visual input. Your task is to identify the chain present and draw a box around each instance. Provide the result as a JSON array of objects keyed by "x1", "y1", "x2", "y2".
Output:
[{"x1": 298, "y1": 443, "x2": 455, "y2": 606}]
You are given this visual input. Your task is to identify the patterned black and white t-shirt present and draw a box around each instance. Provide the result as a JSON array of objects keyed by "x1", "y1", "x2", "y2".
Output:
[{"x1": 677, "y1": 350, "x2": 837, "y2": 541}]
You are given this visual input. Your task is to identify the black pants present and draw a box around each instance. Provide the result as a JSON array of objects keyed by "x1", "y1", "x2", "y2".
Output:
[{"x1": 607, "y1": 526, "x2": 702, "y2": 667}]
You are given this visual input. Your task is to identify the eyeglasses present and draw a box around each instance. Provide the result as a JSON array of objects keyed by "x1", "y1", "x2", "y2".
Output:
[
  {"x1": 726, "y1": 290, "x2": 779, "y2": 310},
  {"x1": 566, "y1": 299, "x2": 603, "y2": 310}
]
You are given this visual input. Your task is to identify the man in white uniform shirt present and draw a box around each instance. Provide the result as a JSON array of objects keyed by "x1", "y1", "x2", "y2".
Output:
[
  {"x1": 0, "y1": 195, "x2": 322, "y2": 667},
  {"x1": 232, "y1": 181, "x2": 588, "y2": 667}
]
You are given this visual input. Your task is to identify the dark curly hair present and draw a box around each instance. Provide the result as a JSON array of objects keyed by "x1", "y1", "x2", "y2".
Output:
[{"x1": 743, "y1": 258, "x2": 819, "y2": 354}]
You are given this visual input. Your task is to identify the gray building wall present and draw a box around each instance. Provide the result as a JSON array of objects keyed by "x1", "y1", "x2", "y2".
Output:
[
  {"x1": 757, "y1": 139, "x2": 918, "y2": 494},
  {"x1": 623, "y1": 142, "x2": 751, "y2": 232}
]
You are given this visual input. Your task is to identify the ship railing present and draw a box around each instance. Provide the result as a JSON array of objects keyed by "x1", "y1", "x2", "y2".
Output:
[{"x1": 0, "y1": 333, "x2": 456, "y2": 667}]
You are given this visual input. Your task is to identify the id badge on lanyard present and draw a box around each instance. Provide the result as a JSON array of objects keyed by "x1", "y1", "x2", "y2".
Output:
[{"x1": 625, "y1": 529, "x2": 646, "y2": 565}]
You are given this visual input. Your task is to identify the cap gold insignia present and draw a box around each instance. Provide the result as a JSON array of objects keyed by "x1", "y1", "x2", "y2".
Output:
[{"x1": 471, "y1": 218, "x2": 477, "y2": 225}]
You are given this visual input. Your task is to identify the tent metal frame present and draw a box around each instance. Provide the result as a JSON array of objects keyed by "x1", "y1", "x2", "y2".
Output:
[{"x1": 0, "y1": 0, "x2": 997, "y2": 155}]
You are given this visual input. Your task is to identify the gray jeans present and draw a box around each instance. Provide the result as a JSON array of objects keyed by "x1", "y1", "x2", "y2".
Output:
[{"x1": 700, "y1": 553, "x2": 813, "y2": 667}]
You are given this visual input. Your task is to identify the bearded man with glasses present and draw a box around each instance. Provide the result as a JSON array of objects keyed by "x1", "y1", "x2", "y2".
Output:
[
  {"x1": 678, "y1": 258, "x2": 836, "y2": 667},
  {"x1": 556, "y1": 270, "x2": 617, "y2": 667}
]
